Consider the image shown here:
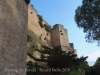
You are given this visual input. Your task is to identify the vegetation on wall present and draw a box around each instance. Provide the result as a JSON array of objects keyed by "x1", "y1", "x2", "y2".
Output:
[
  {"x1": 60, "y1": 30, "x2": 62, "y2": 32},
  {"x1": 27, "y1": 61, "x2": 43, "y2": 75},
  {"x1": 27, "y1": 34, "x2": 32, "y2": 42},
  {"x1": 37, "y1": 14, "x2": 44, "y2": 28},
  {"x1": 39, "y1": 36, "x2": 42, "y2": 40},
  {"x1": 40, "y1": 53, "x2": 45, "y2": 60},
  {"x1": 60, "y1": 30, "x2": 63, "y2": 35},
  {"x1": 44, "y1": 24, "x2": 51, "y2": 32},
  {"x1": 61, "y1": 33, "x2": 63, "y2": 35},
  {"x1": 44, "y1": 37, "x2": 47, "y2": 40},
  {"x1": 38, "y1": 21, "x2": 44, "y2": 28},
  {"x1": 31, "y1": 43, "x2": 37, "y2": 49},
  {"x1": 37, "y1": 14, "x2": 51, "y2": 32},
  {"x1": 46, "y1": 33, "x2": 48, "y2": 36},
  {"x1": 37, "y1": 14, "x2": 43, "y2": 22}
]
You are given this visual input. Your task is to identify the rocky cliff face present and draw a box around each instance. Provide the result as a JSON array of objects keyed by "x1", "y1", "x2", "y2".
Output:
[{"x1": 0, "y1": 0, "x2": 29, "y2": 75}]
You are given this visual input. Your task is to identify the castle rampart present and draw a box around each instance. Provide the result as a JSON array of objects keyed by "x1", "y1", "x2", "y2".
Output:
[{"x1": 28, "y1": 4, "x2": 51, "y2": 47}]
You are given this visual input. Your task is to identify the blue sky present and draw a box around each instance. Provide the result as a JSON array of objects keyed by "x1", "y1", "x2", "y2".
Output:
[{"x1": 30, "y1": 0, "x2": 100, "y2": 66}]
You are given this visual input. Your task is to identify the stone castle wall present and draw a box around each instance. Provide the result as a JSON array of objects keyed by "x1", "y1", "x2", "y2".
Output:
[
  {"x1": 28, "y1": 2, "x2": 78, "y2": 60},
  {"x1": 28, "y1": 4, "x2": 51, "y2": 48},
  {"x1": 0, "y1": 0, "x2": 28, "y2": 75},
  {"x1": 51, "y1": 24, "x2": 70, "y2": 52},
  {"x1": 51, "y1": 24, "x2": 78, "y2": 54},
  {"x1": 51, "y1": 24, "x2": 61, "y2": 47},
  {"x1": 27, "y1": 4, "x2": 52, "y2": 61},
  {"x1": 59, "y1": 25, "x2": 70, "y2": 52},
  {"x1": 28, "y1": 5, "x2": 78, "y2": 57}
]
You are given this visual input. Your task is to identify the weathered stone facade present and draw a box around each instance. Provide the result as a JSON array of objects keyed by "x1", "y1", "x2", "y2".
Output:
[
  {"x1": 0, "y1": 0, "x2": 29, "y2": 75},
  {"x1": 28, "y1": 4, "x2": 51, "y2": 48},
  {"x1": 27, "y1": 5, "x2": 78, "y2": 62},
  {"x1": 51, "y1": 24, "x2": 77, "y2": 54},
  {"x1": 51, "y1": 24, "x2": 70, "y2": 52},
  {"x1": 27, "y1": 4, "x2": 52, "y2": 61}
]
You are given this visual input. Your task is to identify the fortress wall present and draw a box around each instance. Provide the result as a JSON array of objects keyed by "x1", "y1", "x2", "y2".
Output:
[
  {"x1": 51, "y1": 24, "x2": 61, "y2": 47},
  {"x1": 0, "y1": 0, "x2": 28, "y2": 75},
  {"x1": 51, "y1": 24, "x2": 70, "y2": 52},
  {"x1": 28, "y1": 4, "x2": 78, "y2": 60},
  {"x1": 59, "y1": 25, "x2": 69, "y2": 47},
  {"x1": 28, "y1": 4, "x2": 51, "y2": 48},
  {"x1": 27, "y1": 4, "x2": 51, "y2": 61},
  {"x1": 59, "y1": 25, "x2": 70, "y2": 52}
]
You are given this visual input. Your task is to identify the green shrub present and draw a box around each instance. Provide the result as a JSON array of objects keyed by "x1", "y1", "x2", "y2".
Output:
[
  {"x1": 37, "y1": 14, "x2": 43, "y2": 22},
  {"x1": 27, "y1": 34, "x2": 32, "y2": 42},
  {"x1": 38, "y1": 21, "x2": 44, "y2": 28},
  {"x1": 47, "y1": 33, "x2": 48, "y2": 36},
  {"x1": 27, "y1": 61, "x2": 33, "y2": 68},
  {"x1": 44, "y1": 24, "x2": 46, "y2": 27},
  {"x1": 40, "y1": 53, "x2": 45, "y2": 60},
  {"x1": 32, "y1": 44, "x2": 36, "y2": 49},
  {"x1": 44, "y1": 24, "x2": 51, "y2": 32},
  {"x1": 39, "y1": 36, "x2": 42, "y2": 40},
  {"x1": 68, "y1": 70, "x2": 81, "y2": 75},
  {"x1": 61, "y1": 33, "x2": 63, "y2": 35},
  {"x1": 44, "y1": 37, "x2": 47, "y2": 40}
]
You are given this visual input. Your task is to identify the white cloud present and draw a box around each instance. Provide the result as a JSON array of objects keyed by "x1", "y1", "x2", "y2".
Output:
[{"x1": 85, "y1": 50, "x2": 100, "y2": 66}]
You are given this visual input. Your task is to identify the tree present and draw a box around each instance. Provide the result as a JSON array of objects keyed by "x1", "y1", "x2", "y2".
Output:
[
  {"x1": 45, "y1": 47, "x2": 77, "y2": 68},
  {"x1": 42, "y1": 46, "x2": 90, "y2": 75},
  {"x1": 79, "y1": 61, "x2": 90, "y2": 75},
  {"x1": 75, "y1": 0, "x2": 100, "y2": 46},
  {"x1": 27, "y1": 46, "x2": 90, "y2": 75},
  {"x1": 91, "y1": 57, "x2": 100, "y2": 75},
  {"x1": 67, "y1": 69, "x2": 81, "y2": 75}
]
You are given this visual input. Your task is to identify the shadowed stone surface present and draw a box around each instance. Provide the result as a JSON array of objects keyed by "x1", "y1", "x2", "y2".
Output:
[
  {"x1": 0, "y1": 0, "x2": 28, "y2": 75},
  {"x1": 24, "y1": 0, "x2": 30, "y2": 4}
]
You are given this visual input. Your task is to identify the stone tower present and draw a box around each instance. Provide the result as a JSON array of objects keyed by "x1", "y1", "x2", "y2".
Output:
[
  {"x1": 51, "y1": 24, "x2": 70, "y2": 52},
  {"x1": 0, "y1": 0, "x2": 29, "y2": 75}
]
